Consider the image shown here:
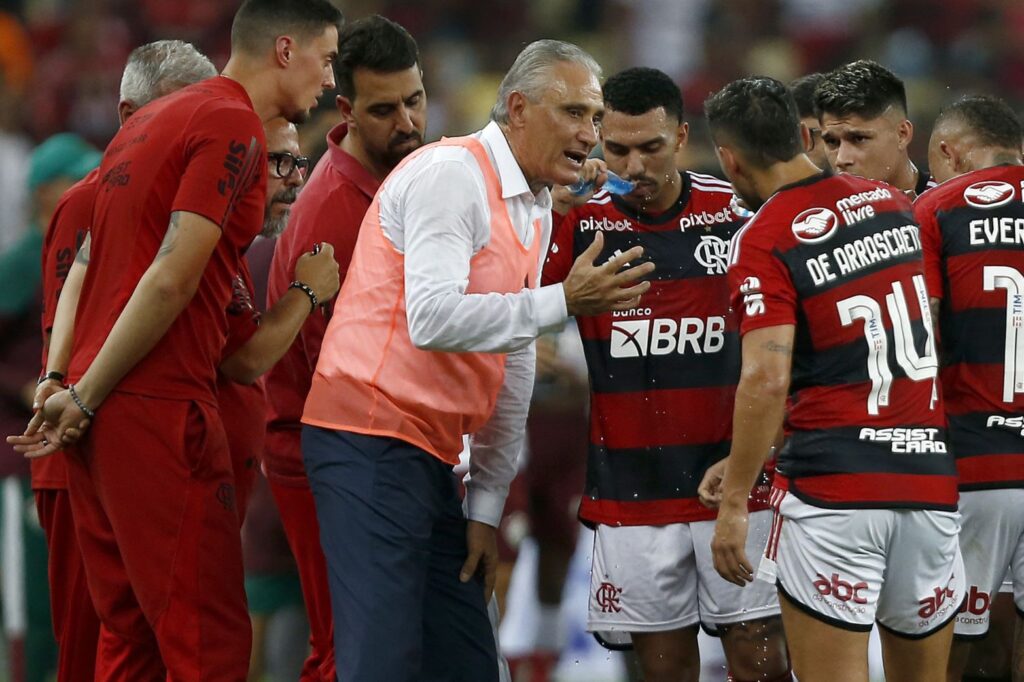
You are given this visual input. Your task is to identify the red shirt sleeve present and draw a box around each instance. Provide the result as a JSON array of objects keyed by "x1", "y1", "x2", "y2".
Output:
[
  {"x1": 172, "y1": 104, "x2": 265, "y2": 234},
  {"x1": 222, "y1": 267, "x2": 260, "y2": 360},
  {"x1": 913, "y1": 196, "x2": 944, "y2": 301},
  {"x1": 39, "y1": 178, "x2": 96, "y2": 337},
  {"x1": 728, "y1": 220, "x2": 798, "y2": 334},
  {"x1": 542, "y1": 209, "x2": 574, "y2": 286}
]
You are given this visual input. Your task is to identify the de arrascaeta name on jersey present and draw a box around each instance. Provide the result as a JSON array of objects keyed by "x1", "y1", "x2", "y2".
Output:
[{"x1": 783, "y1": 187, "x2": 922, "y2": 287}]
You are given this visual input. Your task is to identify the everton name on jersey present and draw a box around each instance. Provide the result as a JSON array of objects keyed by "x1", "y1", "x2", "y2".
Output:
[
  {"x1": 544, "y1": 171, "x2": 769, "y2": 526},
  {"x1": 729, "y1": 171, "x2": 958, "y2": 511},
  {"x1": 916, "y1": 165, "x2": 1024, "y2": 490}
]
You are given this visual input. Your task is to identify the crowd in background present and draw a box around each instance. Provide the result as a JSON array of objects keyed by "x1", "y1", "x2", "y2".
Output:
[{"x1": 1, "y1": 1, "x2": 1023, "y2": 681}]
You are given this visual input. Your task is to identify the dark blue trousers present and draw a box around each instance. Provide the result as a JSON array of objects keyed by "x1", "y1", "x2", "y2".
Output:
[{"x1": 302, "y1": 426, "x2": 498, "y2": 682}]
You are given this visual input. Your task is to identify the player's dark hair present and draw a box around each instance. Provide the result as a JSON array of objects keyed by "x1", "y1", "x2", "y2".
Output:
[
  {"x1": 602, "y1": 67, "x2": 684, "y2": 123},
  {"x1": 704, "y1": 76, "x2": 803, "y2": 169},
  {"x1": 231, "y1": 0, "x2": 343, "y2": 56},
  {"x1": 936, "y1": 95, "x2": 1023, "y2": 151},
  {"x1": 814, "y1": 60, "x2": 907, "y2": 120},
  {"x1": 335, "y1": 15, "x2": 420, "y2": 101},
  {"x1": 789, "y1": 73, "x2": 825, "y2": 120}
]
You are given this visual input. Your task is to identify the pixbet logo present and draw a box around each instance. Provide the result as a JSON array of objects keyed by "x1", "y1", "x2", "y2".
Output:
[
  {"x1": 813, "y1": 573, "x2": 868, "y2": 604},
  {"x1": 609, "y1": 317, "x2": 726, "y2": 358},
  {"x1": 579, "y1": 216, "x2": 633, "y2": 232},
  {"x1": 679, "y1": 207, "x2": 734, "y2": 231},
  {"x1": 595, "y1": 582, "x2": 623, "y2": 613}
]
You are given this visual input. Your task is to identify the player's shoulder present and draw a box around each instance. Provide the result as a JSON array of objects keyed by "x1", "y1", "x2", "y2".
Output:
[
  {"x1": 916, "y1": 166, "x2": 1023, "y2": 214},
  {"x1": 686, "y1": 170, "x2": 734, "y2": 199},
  {"x1": 568, "y1": 188, "x2": 619, "y2": 215},
  {"x1": 58, "y1": 168, "x2": 101, "y2": 209}
]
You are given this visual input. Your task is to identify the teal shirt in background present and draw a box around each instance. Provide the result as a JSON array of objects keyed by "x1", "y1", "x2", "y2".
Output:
[{"x1": 0, "y1": 224, "x2": 42, "y2": 315}]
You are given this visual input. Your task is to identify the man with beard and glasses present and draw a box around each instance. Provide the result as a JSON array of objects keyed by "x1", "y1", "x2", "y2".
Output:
[
  {"x1": 217, "y1": 117, "x2": 340, "y2": 525},
  {"x1": 9, "y1": 1, "x2": 342, "y2": 678},
  {"x1": 544, "y1": 67, "x2": 790, "y2": 682},
  {"x1": 262, "y1": 15, "x2": 426, "y2": 681}
]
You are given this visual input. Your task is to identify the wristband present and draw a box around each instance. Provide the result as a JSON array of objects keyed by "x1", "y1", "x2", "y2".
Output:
[
  {"x1": 68, "y1": 384, "x2": 97, "y2": 420},
  {"x1": 38, "y1": 370, "x2": 66, "y2": 386},
  {"x1": 289, "y1": 281, "x2": 318, "y2": 313}
]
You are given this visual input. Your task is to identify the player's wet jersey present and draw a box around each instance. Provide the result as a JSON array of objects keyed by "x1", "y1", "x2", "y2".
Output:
[
  {"x1": 730, "y1": 170, "x2": 957, "y2": 510},
  {"x1": 917, "y1": 165, "x2": 1024, "y2": 490},
  {"x1": 545, "y1": 171, "x2": 768, "y2": 525}
]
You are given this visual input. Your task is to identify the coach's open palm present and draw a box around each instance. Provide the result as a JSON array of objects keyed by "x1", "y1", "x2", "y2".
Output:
[{"x1": 562, "y1": 232, "x2": 655, "y2": 317}]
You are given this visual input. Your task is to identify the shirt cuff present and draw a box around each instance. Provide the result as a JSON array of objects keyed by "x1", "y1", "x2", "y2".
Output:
[
  {"x1": 533, "y1": 283, "x2": 568, "y2": 336},
  {"x1": 464, "y1": 487, "x2": 506, "y2": 528}
]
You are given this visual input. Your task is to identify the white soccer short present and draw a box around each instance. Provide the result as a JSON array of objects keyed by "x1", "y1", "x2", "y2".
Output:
[
  {"x1": 955, "y1": 488, "x2": 1024, "y2": 637},
  {"x1": 587, "y1": 512, "x2": 780, "y2": 640},
  {"x1": 765, "y1": 491, "x2": 963, "y2": 637}
]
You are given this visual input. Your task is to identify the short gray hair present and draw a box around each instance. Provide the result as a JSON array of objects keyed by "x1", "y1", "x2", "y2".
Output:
[
  {"x1": 119, "y1": 40, "x2": 218, "y2": 108},
  {"x1": 490, "y1": 40, "x2": 602, "y2": 124}
]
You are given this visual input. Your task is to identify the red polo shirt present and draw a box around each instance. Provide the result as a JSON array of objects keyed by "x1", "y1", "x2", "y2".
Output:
[
  {"x1": 263, "y1": 123, "x2": 379, "y2": 482},
  {"x1": 67, "y1": 76, "x2": 266, "y2": 405}
]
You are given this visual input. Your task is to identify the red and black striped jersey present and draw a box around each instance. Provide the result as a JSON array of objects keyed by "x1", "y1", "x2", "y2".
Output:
[
  {"x1": 916, "y1": 165, "x2": 1024, "y2": 490},
  {"x1": 729, "y1": 170, "x2": 957, "y2": 511},
  {"x1": 544, "y1": 171, "x2": 769, "y2": 526}
]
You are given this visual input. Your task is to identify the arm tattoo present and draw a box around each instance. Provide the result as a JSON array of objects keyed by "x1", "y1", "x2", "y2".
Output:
[
  {"x1": 74, "y1": 234, "x2": 91, "y2": 265},
  {"x1": 762, "y1": 340, "x2": 793, "y2": 354},
  {"x1": 156, "y1": 212, "x2": 182, "y2": 259}
]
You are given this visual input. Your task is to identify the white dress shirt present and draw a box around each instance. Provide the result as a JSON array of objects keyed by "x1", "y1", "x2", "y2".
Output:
[{"x1": 375, "y1": 120, "x2": 569, "y2": 527}]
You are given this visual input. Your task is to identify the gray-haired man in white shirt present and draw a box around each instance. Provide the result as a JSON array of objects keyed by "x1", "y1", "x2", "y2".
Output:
[{"x1": 302, "y1": 39, "x2": 654, "y2": 682}]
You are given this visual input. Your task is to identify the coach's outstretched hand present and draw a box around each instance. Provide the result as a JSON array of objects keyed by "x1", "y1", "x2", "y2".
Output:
[
  {"x1": 712, "y1": 503, "x2": 754, "y2": 587},
  {"x1": 563, "y1": 232, "x2": 655, "y2": 317}
]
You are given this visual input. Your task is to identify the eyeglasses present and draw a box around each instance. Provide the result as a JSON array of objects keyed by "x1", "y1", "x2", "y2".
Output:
[{"x1": 268, "y1": 151, "x2": 311, "y2": 178}]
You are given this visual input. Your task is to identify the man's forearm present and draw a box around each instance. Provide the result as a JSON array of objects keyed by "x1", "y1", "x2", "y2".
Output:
[
  {"x1": 720, "y1": 327, "x2": 794, "y2": 509},
  {"x1": 219, "y1": 288, "x2": 311, "y2": 384},
  {"x1": 720, "y1": 377, "x2": 788, "y2": 508},
  {"x1": 74, "y1": 267, "x2": 197, "y2": 407},
  {"x1": 465, "y1": 342, "x2": 535, "y2": 526},
  {"x1": 47, "y1": 246, "x2": 89, "y2": 375}
]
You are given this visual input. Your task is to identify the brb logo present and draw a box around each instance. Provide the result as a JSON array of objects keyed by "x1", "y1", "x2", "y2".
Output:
[
  {"x1": 694, "y1": 235, "x2": 730, "y2": 275},
  {"x1": 791, "y1": 208, "x2": 839, "y2": 244},
  {"x1": 813, "y1": 573, "x2": 868, "y2": 605},
  {"x1": 595, "y1": 582, "x2": 623, "y2": 613},
  {"x1": 964, "y1": 181, "x2": 1015, "y2": 209},
  {"x1": 609, "y1": 317, "x2": 726, "y2": 358}
]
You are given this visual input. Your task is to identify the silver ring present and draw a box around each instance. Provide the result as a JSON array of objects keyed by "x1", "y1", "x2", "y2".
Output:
[{"x1": 41, "y1": 438, "x2": 48, "y2": 445}]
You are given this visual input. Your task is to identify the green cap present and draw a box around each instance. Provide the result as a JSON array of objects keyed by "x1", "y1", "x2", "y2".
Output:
[{"x1": 28, "y1": 133, "x2": 103, "y2": 192}]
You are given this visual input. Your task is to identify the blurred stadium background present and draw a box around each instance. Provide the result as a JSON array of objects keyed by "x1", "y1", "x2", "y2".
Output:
[{"x1": 0, "y1": 1, "x2": 1021, "y2": 680}]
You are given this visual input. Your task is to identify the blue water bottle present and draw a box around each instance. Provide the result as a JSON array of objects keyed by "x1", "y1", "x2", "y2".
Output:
[{"x1": 568, "y1": 170, "x2": 636, "y2": 196}]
